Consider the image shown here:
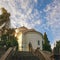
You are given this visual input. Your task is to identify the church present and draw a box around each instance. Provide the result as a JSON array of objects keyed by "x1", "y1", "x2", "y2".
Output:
[{"x1": 15, "y1": 26, "x2": 43, "y2": 51}]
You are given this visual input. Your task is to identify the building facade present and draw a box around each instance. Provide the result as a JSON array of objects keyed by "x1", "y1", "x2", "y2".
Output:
[{"x1": 15, "y1": 26, "x2": 43, "y2": 51}]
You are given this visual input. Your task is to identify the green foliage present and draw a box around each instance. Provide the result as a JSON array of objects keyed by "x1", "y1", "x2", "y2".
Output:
[
  {"x1": 0, "y1": 7, "x2": 10, "y2": 25},
  {"x1": 0, "y1": 7, "x2": 18, "y2": 50},
  {"x1": 43, "y1": 32, "x2": 52, "y2": 52},
  {"x1": 0, "y1": 31, "x2": 18, "y2": 50},
  {"x1": 53, "y1": 40, "x2": 60, "y2": 55},
  {"x1": 55, "y1": 40, "x2": 60, "y2": 48}
]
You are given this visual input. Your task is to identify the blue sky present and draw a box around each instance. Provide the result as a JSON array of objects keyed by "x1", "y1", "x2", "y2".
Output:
[{"x1": 0, "y1": 0, "x2": 60, "y2": 48}]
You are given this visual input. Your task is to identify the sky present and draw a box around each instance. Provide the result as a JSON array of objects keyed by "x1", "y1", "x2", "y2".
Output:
[{"x1": 0, "y1": 0, "x2": 60, "y2": 48}]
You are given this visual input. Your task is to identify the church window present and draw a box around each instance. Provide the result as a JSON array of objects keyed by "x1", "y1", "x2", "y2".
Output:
[{"x1": 38, "y1": 40, "x2": 40, "y2": 45}]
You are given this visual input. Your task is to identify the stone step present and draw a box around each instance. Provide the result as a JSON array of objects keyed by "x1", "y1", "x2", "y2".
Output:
[
  {"x1": 16, "y1": 51, "x2": 34, "y2": 56},
  {"x1": 8, "y1": 51, "x2": 40, "y2": 60},
  {"x1": 16, "y1": 56, "x2": 39, "y2": 60}
]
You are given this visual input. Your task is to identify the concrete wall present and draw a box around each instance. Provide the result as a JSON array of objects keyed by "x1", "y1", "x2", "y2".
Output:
[{"x1": 23, "y1": 32, "x2": 43, "y2": 51}]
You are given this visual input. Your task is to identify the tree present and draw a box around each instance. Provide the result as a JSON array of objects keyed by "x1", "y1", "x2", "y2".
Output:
[
  {"x1": 0, "y1": 8, "x2": 18, "y2": 50},
  {"x1": 0, "y1": 8, "x2": 10, "y2": 27},
  {"x1": 0, "y1": 29, "x2": 18, "y2": 50},
  {"x1": 43, "y1": 32, "x2": 52, "y2": 52},
  {"x1": 6, "y1": 35, "x2": 18, "y2": 50},
  {"x1": 53, "y1": 40, "x2": 60, "y2": 51},
  {"x1": 53, "y1": 40, "x2": 60, "y2": 56},
  {"x1": 56, "y1": 40, "x2": 60, "y2": 48}
]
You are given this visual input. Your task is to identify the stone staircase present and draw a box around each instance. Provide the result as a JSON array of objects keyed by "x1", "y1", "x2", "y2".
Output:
[{"x1": 9, "y1": 51, "x2": 40, "y2": 60}]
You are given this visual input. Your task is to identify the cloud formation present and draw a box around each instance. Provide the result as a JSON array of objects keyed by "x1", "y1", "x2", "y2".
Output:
[
  {"x1": 0, "y1": 0, "x2": 60, "y2": 48},
  {"x1": 0, "y1": 0, "x2": 42, "y2": 28},
  {"x1": 44, "y1": 0, "x2": 60, "y2": 48}
]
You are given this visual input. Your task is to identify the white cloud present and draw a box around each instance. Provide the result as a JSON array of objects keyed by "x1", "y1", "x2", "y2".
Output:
[
  {"x1": 0, "y1": 0, "x2": 60, "y2": 49},
  {"x1": 35, "y1": 20, "x2": 41, "y2": 25},
  {"x1": 44, "y1": 0, "x2": 60, "y2": 48},
  {"x1": 44, "y1": 5, "x2": 51, "y2": 12},
  {"x1": 34, "y1": 0, "x2": 37, "y2": 3},
  {"x1": 0, "y1": 0, "x2": 42, "y2": 28}
]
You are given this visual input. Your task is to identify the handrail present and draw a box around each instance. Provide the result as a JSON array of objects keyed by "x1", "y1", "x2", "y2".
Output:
[
  {"x1": 34, "y1": 49, "x2": 52, "y2": 60},
  {"x1": 0, "y1": 47, "x2": 17, "y2": 60},
  {"x1": 30, "y1": 47, "x2": 47, "y2": 60},
  {"x1": 34, "y1": 49, "x2": 46, "y2": 60},
  {"x1": 0, "y1": 47, "x2": 13, "y2": 60}
]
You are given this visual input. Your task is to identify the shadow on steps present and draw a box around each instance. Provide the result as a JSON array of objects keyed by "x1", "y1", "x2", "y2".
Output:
[{"x1": 10, "y1": 51, "x2": 40, "y2": 60}]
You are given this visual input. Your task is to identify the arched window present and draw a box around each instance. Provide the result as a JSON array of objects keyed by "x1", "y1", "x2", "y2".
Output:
[{"x1": 38, "y1": 40, "x2": 40, "y2": 45}]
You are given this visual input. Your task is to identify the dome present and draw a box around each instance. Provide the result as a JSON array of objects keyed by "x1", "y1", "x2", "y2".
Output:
[{"x1": 19, "y1": 26, "x2": 28, "y2": 31}]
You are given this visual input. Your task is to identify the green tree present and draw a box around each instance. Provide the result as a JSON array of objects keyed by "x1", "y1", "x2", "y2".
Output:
[
  {"x1": 0, "y1": 29, "x2": 18, "y2": 50},
  {"x1": 53, "y1": 40, "x2": 60, "y2": 55},
  {"x1": 0, "y1": 8, "x2": 18, "y2": 50},
  {"x1": 0, "y1": 8, "x2": 10, "y2": 26},
  {"x1": 6, "y1": 35, "x2": 18, "y2": 50},
  {"x1": 56, "y1": 40, "x2": 60, "y2": 48},
  {"x1": 43, "y1": 32, "x2": 52, "y2": 52}
]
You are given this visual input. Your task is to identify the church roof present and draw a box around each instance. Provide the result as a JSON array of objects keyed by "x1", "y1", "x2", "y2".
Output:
[
  {"x1": 15, "y1": 26, "x2": 43, "y2": 38},
  {"x1": 18, "y1": 26, "x2": 43, "y2": 37},
  {"x1": 19, "y1": 26, "x2": 28, "y2": 31},
  {"x1": 24, "y1": 29, "x2": 43, "y2": 37}
]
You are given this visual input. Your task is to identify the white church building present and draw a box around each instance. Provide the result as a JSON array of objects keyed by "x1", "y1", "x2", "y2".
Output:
[{"x1": 15, "y1": 26, "x2": 43, "y2": 51}]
